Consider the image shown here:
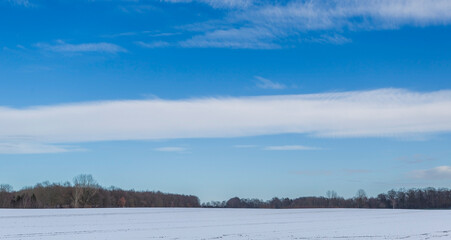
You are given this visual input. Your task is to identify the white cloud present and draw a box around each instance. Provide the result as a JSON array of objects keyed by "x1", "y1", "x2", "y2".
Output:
[
  {"x1": 36, "y1": 41, "x2": 126, "y2": 54},
  {"x1": 23, "y1": 0, "x2": 446, "y2": 50},
  {"x1": 180, "y1": 27, "x2": 280, "y2": 49},
  {"x1": 411, "y1": 166, "x2": 451, "y2": 180},
  {"x1": 1, "y1": 89, "x2": 451, "y2": 154},
  {"x1": 164, "y1": 0, "x2": 254, "y2": 9},
  {"x1": 264, "y1": 145, "x2": 318, "y2": 151},
  {"x1": 154, "y1": 147, "x2": 187, "y2": 152},
  {"x1": 118, "y1": 4, "x2": 157, "y2": 14},
  {"x1": 173, "y1": 0, "x2": 451, "y2": 49},
  {"x1": 306, "y1": 34, "x2": 352, "y2": 45},
  {"x1": 7, "y1": 0, "x2": 31, "y2": 7},
  {"x1": 255, "y1": 76, "x2": 286, "y2": 90},
  {"x1": 244, "y1": 0, "x2": 451, "y2": 30},
  {"x1": 0, "y1": 142, "x2": 84, "y2": 154},
  {"x1": 136, "y1": 41, "x2": 170, "y2": 48}
]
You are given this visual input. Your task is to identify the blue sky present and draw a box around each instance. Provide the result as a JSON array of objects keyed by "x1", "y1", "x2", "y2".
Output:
[{"x1": 1, "y1": 0, "x2": 451, "y2": 202}]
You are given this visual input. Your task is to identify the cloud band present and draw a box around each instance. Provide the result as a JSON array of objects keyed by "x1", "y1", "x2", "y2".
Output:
[{"x1": 1, "y1": 89, "x2": 451, "y2": 147}]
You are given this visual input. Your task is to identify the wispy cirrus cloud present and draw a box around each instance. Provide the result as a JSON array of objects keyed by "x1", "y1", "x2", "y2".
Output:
[
  {"x1": 306, "y1": 34, "x2": 352, "y2": 45},
  {"x1": 154, "y1": 147, "x2": 188, "y2": 152},
  {"x1": 118, "y1": 4, "x2": 158, "y2": 14},
  {"x1": 0, "y1": 142, "x2": 84, "y2": 154},
  {"x1": 163, "y1": 0, "x2": 255, "y2": 9},
  {"x1": 12, "y1": 1, "x2": 451, "y2": 49},
  {"x1": 172, "y1": 0, "x2": 451, "y2": 49},
  {"x1": 411, "y1": 166, "x2": 451, "y2": 180},
  {"x1": 1, "y1": 88, "x2": 451, "y2": 154},
  {"x1": 7, "y1": 0, "x2": 31, "y2": 7},
  {"x1": 136, "y1": 41, "x2": 170, "y2": 48},
  {"x1": 255, "y1": 76, "x2": 286, "y2": 90},
  {"x1": 179, "y1": 27, "x2": 281, "y2": 49},
  {"x1": 36, "y1": 40, "x2": 126, "y2": 54}
]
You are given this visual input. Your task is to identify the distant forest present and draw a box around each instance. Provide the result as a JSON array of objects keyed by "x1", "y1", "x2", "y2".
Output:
[
  {"x1": 1, "y1": 175, "x2": 451, "y2": 209},
  {"x1": 0, "y1": 175, "x2": 200, "y2": 208}
]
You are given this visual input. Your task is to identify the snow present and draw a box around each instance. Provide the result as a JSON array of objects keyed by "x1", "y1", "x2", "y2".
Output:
[{"x1": 1, "y1": 208, "x2": 450, "y2": 239}]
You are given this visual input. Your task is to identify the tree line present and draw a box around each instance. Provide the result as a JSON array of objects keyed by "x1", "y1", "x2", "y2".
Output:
[
  {"x1": 1, "y1": 176, "x2": 451, "y2": 209},
  {"x1": 0, "y1": 174, "x2": 200, "y2": 208},
  {"x1": 203, "y1": 188, "x2": 451, "y2": 209}
]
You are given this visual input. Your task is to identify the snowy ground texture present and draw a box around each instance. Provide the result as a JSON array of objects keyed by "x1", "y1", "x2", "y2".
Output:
[{"x1": 1, "y1": 208, "x2": 451, "y2": 240}]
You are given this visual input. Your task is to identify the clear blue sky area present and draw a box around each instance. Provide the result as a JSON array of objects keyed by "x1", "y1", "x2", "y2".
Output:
[{"x1": 1, "y1": 0, "x2": 451, "y2": 202}]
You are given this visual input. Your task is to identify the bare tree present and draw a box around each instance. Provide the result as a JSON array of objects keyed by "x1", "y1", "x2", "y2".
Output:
[
  {"x1": 355, "y1": 189, "x2": 367, "y2": 208},
  {"x1": 387, "y1": 189, "x2": 397, "y2": 209},
  {"x1": 0, "y1": 184, "x2": 13, "y2": 193},
  {"x1": 0, "y1": 184, "x2": 13, "y2": 208},
  {"x1": 326, "y1": 190, "x2": 339, "y2": 207},
  {"x1": 326, "y1": 190, "x2": 338, "y2": 199},
  {"x1": 73, "y1": 174, "x2": 99, "y2": 208}
]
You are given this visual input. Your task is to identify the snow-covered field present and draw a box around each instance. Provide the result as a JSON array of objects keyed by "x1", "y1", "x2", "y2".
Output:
[{"x1": 1, "y1": 208, "x2": 450, "y2": 240}]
